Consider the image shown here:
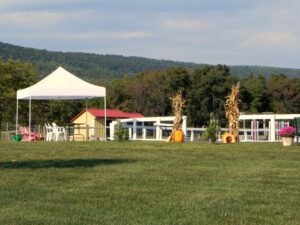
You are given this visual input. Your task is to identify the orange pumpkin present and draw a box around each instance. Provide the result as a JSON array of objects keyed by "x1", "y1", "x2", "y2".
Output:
[
  {"x1": 222, "y1": 132, "x2": 236, "y2": 143},
  {"x1": 174, "y1": 129, "x2": 184, "y2": 142}
]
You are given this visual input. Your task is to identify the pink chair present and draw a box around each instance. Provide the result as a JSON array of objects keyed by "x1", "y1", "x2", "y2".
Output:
[{"x1": 19, "y1": 126, "x2": 43, "y2": 141}]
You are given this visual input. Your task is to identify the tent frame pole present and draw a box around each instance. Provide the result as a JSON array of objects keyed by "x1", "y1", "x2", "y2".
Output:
[
  {"x1": 16, "y1": 99, "x2": 19, "y2": 134},
  {"x1": 29, "y1": 97, "x2": 32, "y2": 142},
  {"x1": 85, "y1": 99, "x2": 88, "y2": 141},
  {"x1": 104, "y1": 96, "x2": 107, "y2": 141}
]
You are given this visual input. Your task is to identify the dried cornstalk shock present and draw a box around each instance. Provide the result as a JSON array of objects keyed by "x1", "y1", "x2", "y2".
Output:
[
  {"x1": 169, "y1": 92, "x2": 185, "y2": 141},
  {"x1": 224, "y1": 82, "x2": 240, "y2": 142}
]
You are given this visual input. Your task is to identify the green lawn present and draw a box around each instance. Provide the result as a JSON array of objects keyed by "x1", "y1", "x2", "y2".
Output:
[{"x1": 0, "y1": 141, "x2": 299, "y2": 225}]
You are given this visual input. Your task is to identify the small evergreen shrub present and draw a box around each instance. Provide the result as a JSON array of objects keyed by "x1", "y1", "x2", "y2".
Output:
[
  {"x1": 114, "y1": 121, "x2": 129, "y2": 141},
  {"x1": 203, "y1": 113, "x2": 221, "y2": 143}
]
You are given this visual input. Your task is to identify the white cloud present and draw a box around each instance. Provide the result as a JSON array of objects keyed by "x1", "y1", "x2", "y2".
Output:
[
  {"x1": 239, "y1": 31, "x2": 299, "y2": 49},
  {"x1": 74, "y1": 31, "x2": 153, "y2": 40},
  {"x1": 0, "y1": 0, "x2": 88, "y2": 8},
  {"x1": 12, "y1": 30, "x2": 153, "y2": 41},
  {"x1": 0, "y1": 11, "x2": 64, "y2": 29},
  {"x1": 0, "y1": 9, "x2": 111, "y2": 32},
  {"x1": 163, "y1": 19, "x2": 212, "y2": 32}
]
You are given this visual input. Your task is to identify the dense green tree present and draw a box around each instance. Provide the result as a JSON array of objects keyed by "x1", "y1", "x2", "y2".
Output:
[
  {"x1": 186, "y1": 65, "x2": 237, "y2": 127},
  {"x1": 127, "y1": 72, "x2": 169, "y2": 116},
  {"x1": 108, "y1": 77, "x2": 134, "y2": 111},
  {"x1": 0, "y1": 60, "x2": 37, "y2": 136},
  {"x1": 164, "y1": 67, "x2": 191, "y2": 97},
  {"x1": 145, "y1": 68, "x2": 191, "y2": 116},
  {"x1": 240, "y1": 75, "x2": 270, "y2": 113},
  {"x1": 267, "y1": 74, "x2": 300, "y2": 113},
  {"x1": 108, "y1": 68, "x2": 191, "y2": 117},
  {"x1": 26, "y1": 100, "x2": 86, "y2": 126}
]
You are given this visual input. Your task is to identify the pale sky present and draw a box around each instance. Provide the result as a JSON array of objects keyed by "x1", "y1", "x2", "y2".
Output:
[{"x1": 1, "y1": 0, "x2": 300, "y2": 69}]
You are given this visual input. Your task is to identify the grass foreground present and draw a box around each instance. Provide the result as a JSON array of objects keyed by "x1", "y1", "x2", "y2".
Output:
[{"x1": 0, "y1": 141, "x2": 299, "y2": 225}]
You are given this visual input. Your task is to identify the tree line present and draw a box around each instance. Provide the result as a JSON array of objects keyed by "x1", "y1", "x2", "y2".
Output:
[
  {"x1": 0, "y1": 60, "x2": 299, "y2": 133},
  {"x1": 107, "y1": 65, "x2": 300, "y2": 127}
]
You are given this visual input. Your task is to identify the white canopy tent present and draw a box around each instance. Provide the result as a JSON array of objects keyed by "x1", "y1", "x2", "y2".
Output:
[{"x1": 16, "y1": 66, "x2": 107, "y2": 140}]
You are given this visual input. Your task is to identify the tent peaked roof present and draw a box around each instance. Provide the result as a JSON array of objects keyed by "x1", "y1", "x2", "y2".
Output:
[{"x1": 17, "y1": 66, "x2": 106, "y2": 100}]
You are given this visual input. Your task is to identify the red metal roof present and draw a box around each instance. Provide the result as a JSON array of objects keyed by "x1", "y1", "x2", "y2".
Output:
[
  {"x1": 70, "y1": 108, "x2": 143, "y2": 122},
  {"x1": 124, "y1": 113, "x2": 145, "y2": 118}
]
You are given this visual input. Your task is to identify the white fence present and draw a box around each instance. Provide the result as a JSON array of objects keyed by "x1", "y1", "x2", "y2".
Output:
[
  {"x1": 110, "y1": 114, "x2": 300, "y2": 142},
  {"x1": 110, "y1": 116, "x2": 187, "y2": 141},
  {"x1": 5, "y1": 113, "x2": 299, "y2": 142},
  {"x1": 239, "y1": 113, "x2": 300, "y2": 142}
]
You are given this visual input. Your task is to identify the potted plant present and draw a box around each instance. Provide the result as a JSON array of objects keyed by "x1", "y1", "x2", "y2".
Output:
[
  {"x1": 203, "y1": 113, "x2": 221, "y2": 143},
  {"x1": 278, "y1": 126, "x2": 296, "y2": 146}
]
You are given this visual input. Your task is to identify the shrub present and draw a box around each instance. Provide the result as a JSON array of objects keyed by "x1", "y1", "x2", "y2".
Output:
[
  {"x1": 114, "y1": 121, "x2": 129, "y2": 141},
  {"x1": 203, "y1": 113, "x2": 220, "y2": 143}
]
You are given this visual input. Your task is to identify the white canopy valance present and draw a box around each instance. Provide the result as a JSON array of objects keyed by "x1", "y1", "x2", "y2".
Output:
[{"x1": 17, "y1": 66, "x2": 106, "y2": 100}]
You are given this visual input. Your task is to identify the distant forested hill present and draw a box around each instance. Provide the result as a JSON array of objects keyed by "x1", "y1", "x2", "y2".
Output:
[
  {"x1": 229, "y1": 65, "x2": 300, "y2": 79},
  {"x1": 0, "y1": 42, "x2": 200, "y2": 81},
  {"x1": 0, "y1": 41, "x2": 299, "y2": 80}
]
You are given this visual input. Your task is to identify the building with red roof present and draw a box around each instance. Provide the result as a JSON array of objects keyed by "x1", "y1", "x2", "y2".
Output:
[
  {"x1": 71, "y1": 109, "x2": 143, "y2": 122},
  {"x1": 70, "y1": 108, "x2": 143, "y2": 140}
]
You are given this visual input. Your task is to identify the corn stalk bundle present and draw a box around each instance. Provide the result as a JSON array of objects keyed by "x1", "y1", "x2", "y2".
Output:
[
  {"x1": 224, "y1": 82, "x2": 240, "y2": 142},
  {"x1": 170, "y1": 92, "x2": 185, "y2": 141}
]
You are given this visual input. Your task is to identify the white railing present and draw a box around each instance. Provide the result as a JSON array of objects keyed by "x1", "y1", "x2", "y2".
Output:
[
  {"x1": 110, "y1": 116, "x2": 187, "y2": 141},
  {"x1": 239, "y1": 113, "x2": 300, "y2": 142},
  {"x1": 7, "y1": 114, "x2": 297, "y2": 142},
  {"x1": 109, "y1": 114, "x2": 300, "y2": 142}
]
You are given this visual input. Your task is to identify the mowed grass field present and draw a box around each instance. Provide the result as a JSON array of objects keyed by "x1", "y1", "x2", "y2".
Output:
[{"x1": 0, "y1": 141, "x2": 299, "y2": 225}]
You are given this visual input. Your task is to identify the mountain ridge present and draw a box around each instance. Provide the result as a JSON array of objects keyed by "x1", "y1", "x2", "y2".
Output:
[{"x1": 0, "y1": 41, "x2": 299, "y2": 80}]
